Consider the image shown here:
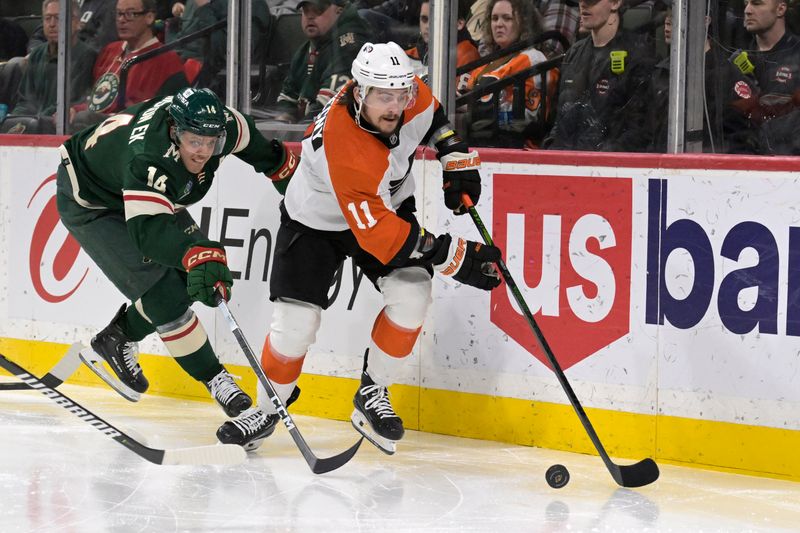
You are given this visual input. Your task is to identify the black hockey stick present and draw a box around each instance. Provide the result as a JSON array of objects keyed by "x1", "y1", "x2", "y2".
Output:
[
  {"x1": 461, "y1": 194, "x2": 659, "y2": 488},
  {"x1": 0, "y1": 352, "x2": 246, "y2": 466},
  {"x1": 0, "y1": 342, "x2": 83, "y2": 391},
  {"x1": 215, "y1": 295, "x2": 363, "y2": 474}
]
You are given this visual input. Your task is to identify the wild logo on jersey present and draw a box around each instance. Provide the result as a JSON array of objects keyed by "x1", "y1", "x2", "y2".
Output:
[{"x1": 89, "y1": 72, "x2": 120, "y2": 112}]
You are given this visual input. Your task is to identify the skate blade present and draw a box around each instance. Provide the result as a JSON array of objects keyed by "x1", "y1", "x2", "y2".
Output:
[
  {"x1": 243, "y1": 437, "x2": 266, "y2": 453},
  {"x1": 78, "y1": 348, "x2": 141, "y2": 402},
  {"x1": 350, "y1": 409, "x2": 397, "y2": 455}
]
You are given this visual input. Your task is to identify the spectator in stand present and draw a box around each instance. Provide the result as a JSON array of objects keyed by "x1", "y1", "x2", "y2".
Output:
[
  {"x1": 458, "y1": 0, "x2": 558, "y2": 148},
  {"x1": 468, "y1": 0, "x2": 579, "y2": 56},
  {"x1": 70, "y1": 0, "x2": 188, "y2": 131},
  {"x1": 405, "y1": 0, "x2": 480, "y2": 83},
  {"x1": 734, "y1": 0, "x2": 800, "y2": 154},
  {"x1": 0, "y1": 18, "x2": 29, "y2": 60},
  {"x1": 0, "y1": 18, "x2": 29, "y2": 113},
  {"x1": 356, "y1": 0, "x2": 423, "y2": 48},
  {"x1": 78, "y1": 0, "x2": 119, "y2": 52},
  {"x1": 465, "y1": 0, "x2": 488, "y2": 43},
  {"x1": 545, "y1": 0, "x2": 655, "y2": 152},
  {"x1": 165, "y1": 0, "x2": 217, "y2": 65},
  {"x1": 648, "y1": 6, "x2": 752, "y2": 153},
  {"x1": 268, "y1": 0, "x2": 372, "y2": 123},
  {"x1": 185, "y1": 0, "x2": 273, "y2": 95},
  {"x1": 2, "y1": 0, "x2": 97, "y2": 134}
]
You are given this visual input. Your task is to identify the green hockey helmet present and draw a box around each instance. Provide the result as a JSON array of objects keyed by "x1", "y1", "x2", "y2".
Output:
[{"x1": 169, "y1": 88, "x2": 227, "y2": 155}]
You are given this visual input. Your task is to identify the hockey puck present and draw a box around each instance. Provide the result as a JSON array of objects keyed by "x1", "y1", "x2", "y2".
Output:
[{"x1": 545, "y1": 464, "x2": 570, "y2": 489}]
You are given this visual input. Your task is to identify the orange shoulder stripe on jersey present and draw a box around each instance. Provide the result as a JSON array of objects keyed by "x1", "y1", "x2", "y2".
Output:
[{"x1": 323, "y1": 102, "x2": 413, "y2": 265}]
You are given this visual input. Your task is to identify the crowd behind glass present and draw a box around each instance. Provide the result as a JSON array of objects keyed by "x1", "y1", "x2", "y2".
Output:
[{"x1": 0, "y1": 0, "x2": 798, "y2": 155}]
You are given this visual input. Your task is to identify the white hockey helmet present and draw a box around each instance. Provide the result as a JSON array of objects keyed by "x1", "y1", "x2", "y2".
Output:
[{"x1": 351, "y1": 42, "x2": 415, "y2": 92}]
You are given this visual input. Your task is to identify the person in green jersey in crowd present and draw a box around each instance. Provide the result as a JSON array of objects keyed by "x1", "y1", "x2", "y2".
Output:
[{"x1": 56, "y1": 87, "x2": 299, "y2": 423}]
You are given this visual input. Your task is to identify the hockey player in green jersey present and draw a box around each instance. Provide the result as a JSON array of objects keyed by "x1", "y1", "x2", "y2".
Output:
[{"x1": 56, "y1": 87, "x2": 299, "y2": 418}]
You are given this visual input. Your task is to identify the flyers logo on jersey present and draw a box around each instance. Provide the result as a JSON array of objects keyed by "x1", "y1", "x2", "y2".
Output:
[
  {"x1": 444, "y1": 155, "x2": 481, "y2": 171},
  {"x1": 490, "y1": 173, "x2": 632, "y2": 370}
]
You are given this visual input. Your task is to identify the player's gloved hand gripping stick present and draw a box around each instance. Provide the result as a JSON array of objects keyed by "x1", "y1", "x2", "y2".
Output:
[
  {"x1": 215, "y1": 291, "x2": 363, "y2": 474},
  {"x1": 461, "y1": 193, "x2": 659, "y2": 488},
  {"x1": 183, "y1": 241, "x2": 233, "y2": 306}
]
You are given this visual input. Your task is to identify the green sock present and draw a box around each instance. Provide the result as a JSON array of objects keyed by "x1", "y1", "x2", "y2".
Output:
[
  {"x1": 173, "y1": 340, "x2": 223, "y2": 382},
  {"x1": 120, "y1": 304, "x2": 156, "y2": 342}
]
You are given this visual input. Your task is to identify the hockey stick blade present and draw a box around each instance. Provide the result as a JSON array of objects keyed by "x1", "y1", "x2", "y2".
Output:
[
  {"x1": 0, "y1": 342, "x2": 83, "y2": 391},
  {"x1": 216, "y1": 296, "x2": 363, "y2": 474},
  {"x1": 160, "y1": 444, "x2": 247, "y2": 466},
  {"x1": 0, "y1": 352, "x2": 246, "y2": 466},
  {"x1": 611, "y1": 458, "x2": 660, "y2": 488},
  {"x1": 461, "y1": 193, "x2": 659, "y2": 488},
  {"x1": 78, "y1": 347, "x2": 142, "y2": 402}
]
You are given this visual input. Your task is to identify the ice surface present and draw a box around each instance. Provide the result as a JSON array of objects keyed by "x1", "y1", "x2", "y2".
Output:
[{"x1": 1, "y1": 380, "x2": 798, "y2": 532}]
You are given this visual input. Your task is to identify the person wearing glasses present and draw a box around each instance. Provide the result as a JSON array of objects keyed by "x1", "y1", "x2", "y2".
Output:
[
  {"x1": 70, "y1": 0, "x2": 188, "y2": 132},
  {"x1": 1, "y1": 0, "x2": 96, "y2": 135}
]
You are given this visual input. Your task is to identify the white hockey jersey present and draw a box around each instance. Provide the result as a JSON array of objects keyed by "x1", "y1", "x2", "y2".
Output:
[{"x1": 283, "y1": 78, "x2": 442, "y2": 266}]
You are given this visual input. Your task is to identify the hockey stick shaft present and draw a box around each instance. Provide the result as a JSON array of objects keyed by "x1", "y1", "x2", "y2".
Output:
[
  {"x1": 215, "y1": 295, "x2": 363, "y2": 474},
  {"x1": 461, "y1": 194, "x2": 658, "y2": 487},
  {"x1": 0, "y1": 342, "x2": 83, "y2": 391},
  {"x1": 0, "y1": 352, "x2": 246, "y2": 466}
]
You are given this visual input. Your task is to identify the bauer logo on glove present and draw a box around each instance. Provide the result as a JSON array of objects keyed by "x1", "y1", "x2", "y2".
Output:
[
  {"x1": 429, "y1": 234, "x2": 501, "y2": 290},
  {"x1": 443, "y1": 153, "x2": 481, "y2": 171}
]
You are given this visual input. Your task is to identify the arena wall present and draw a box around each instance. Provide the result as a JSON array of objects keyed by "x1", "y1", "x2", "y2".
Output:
[{"x1": 1, "y1": 135, "x2": 798, "y2": 480}]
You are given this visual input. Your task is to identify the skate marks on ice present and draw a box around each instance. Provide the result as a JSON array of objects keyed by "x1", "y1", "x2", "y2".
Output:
[{"x1": 1, "y1": 384, "x2": 800, "y2": 531}]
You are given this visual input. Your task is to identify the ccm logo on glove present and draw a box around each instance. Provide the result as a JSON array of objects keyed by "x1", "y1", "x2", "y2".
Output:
[
  {"x1": 272, "y1": 149, "x2": 298, "y2": 181},
  {"x1": 268, "y1": 141, "x2": 300, "y2": 182},
  {"x1": 182, "y1": 246, "x2": 227, "y2": 269}
]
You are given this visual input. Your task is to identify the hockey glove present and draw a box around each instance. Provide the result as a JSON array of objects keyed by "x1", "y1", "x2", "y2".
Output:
[
  {"x1": 436, "y1": 131, "x2": 481, "y2": 215},
  {"x1": 266, "y1": 140, "x2": 299, "y2": 195},
  {"x1": 182, "y1": 241, "x2": 234, "y2": 307},
  {"x1": 428, "y1": 233, "x2": 501, "y2": 290}
]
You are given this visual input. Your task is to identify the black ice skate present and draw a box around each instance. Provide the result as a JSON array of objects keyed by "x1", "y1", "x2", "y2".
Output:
[
  {"x1": 90, "y1": 304, "x2": 149, "y2": 394},
  {"x1": 216, "y1": 407, "x2": 279, "y2": 451},
  {"x1": 204, "y1": 369, "x2": 252, "y2": 417},
  {"x1": 351, "y1": 371, "x2": 404, "y2": 455},
  {"x1": 217, "y1": 386, "x2": 300, "y2": 451}
]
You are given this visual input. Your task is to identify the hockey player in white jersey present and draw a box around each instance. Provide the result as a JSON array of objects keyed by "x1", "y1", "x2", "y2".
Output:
[{"x1": 217, "y1": 42, "x2": 501, "y2": 454}]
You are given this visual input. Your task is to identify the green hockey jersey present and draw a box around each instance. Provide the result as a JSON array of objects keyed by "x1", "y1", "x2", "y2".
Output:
[{"x1": 61, "y1": 95, "x2": 285, "y2": 269}]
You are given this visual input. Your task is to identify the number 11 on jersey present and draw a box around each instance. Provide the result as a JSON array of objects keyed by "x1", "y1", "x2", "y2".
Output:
[{"x1": 347, "y1": 201, "x2": 377, "y2": 229}]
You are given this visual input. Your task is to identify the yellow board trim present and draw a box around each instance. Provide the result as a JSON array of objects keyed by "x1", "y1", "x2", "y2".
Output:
[{"x1": 2, "y1": 337, "x2": 797, "y2": 481}]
